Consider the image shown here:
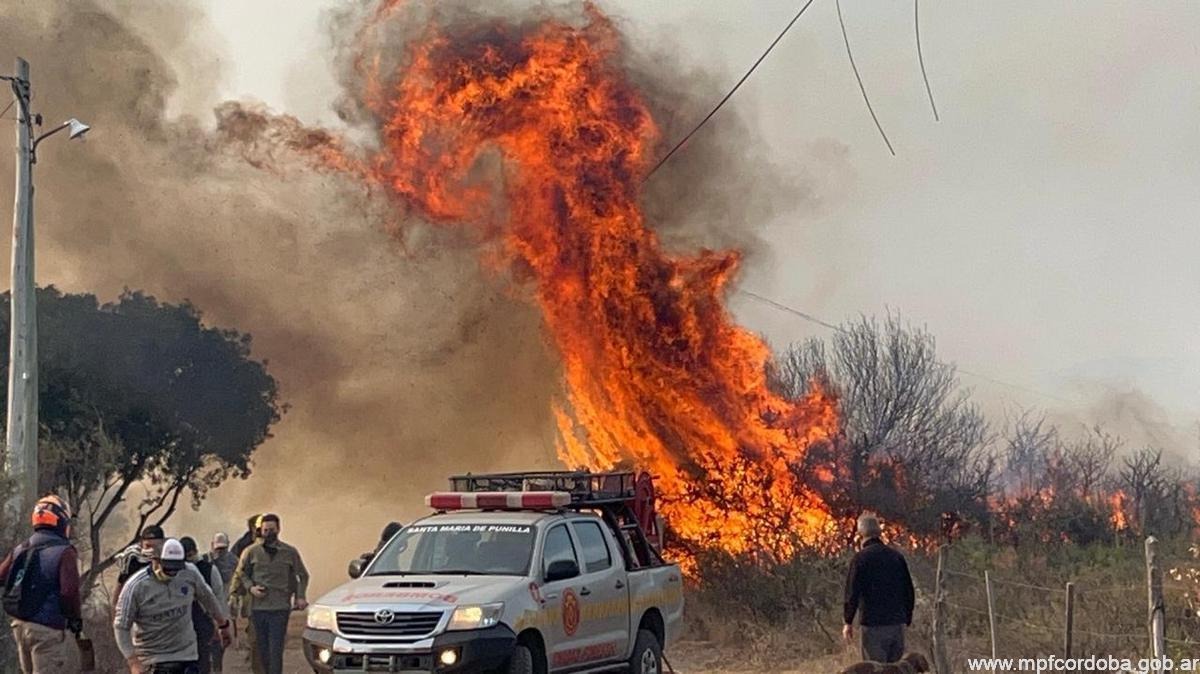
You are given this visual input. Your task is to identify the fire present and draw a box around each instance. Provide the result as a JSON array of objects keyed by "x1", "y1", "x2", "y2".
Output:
[
  {"x1": 288, "y1": 2, "x2": 841, "y2": 559},
  {"x1": 1109, "y1": 490, "x2": 1128, "y2": 532}
]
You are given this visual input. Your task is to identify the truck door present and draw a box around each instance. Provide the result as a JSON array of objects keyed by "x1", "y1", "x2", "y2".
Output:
[
  {"x1": 571, "y1": 519, "x2": 631, "y2": 664},
  {"x1": 540, "y1": 523, "x2": 585, "y2": 670}
]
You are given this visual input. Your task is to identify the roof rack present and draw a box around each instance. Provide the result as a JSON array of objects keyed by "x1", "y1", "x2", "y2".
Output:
[{"x1": 447, "y1": 471, "x2": 636, "y2": 506}]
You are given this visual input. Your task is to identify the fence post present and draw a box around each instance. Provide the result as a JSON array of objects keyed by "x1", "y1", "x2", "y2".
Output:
[
  {"x1": 933, "y1": 545, "x2": 952, "y2": 674},
  {"x1": 1063, "y1": 581, "x2": 1075, "y2": 659},
  {"x1": 1146, "y1": 536, "x2": 1165, "y2": 662},
  {"x1": 985, "y1": 570, "x2": 997, "y2": 673}
]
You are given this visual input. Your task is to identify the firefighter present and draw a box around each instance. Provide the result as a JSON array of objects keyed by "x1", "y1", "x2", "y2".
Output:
[{"x1": 0, "y1": 495, "x2": 83, "y2": 673}]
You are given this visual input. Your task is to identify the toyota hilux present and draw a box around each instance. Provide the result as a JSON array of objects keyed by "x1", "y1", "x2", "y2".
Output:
[{"x1": 303, "y1": 471, "x2": 684, "y2": 674}]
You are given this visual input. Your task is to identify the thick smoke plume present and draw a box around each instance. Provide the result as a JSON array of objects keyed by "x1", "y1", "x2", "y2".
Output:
[{"x1": 0, "y1": 0, "x2": 839, "y2": 588}]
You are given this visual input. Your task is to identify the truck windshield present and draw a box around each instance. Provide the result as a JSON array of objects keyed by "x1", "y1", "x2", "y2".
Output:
[{"x1": 368, "y1": 523, "x2": 535, "y2": 576}]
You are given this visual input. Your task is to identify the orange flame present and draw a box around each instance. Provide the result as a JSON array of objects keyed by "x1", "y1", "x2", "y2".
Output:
[
  {"x1": 276, "y1": 3, "x2": 841, "y2": 560},
  {"x1": 1109, "y1": 490, "x2": 1129, "y2": 532}
]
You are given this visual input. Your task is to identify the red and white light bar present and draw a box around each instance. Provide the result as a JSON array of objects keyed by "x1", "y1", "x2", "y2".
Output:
[{"x1": 426, "y1": 491, "x2": 572, "y2": 511}]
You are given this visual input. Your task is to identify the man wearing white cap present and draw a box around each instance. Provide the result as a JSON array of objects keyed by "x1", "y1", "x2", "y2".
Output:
[
  {"x1": 114, "y1": 538, "x2": 233, "y2": 674},
  {"x1": 205, "y1": 533, "x2": 237, "y2": 587},
  {"x1": 204, "y1": 533, "x2": 238, "y2": 672}
]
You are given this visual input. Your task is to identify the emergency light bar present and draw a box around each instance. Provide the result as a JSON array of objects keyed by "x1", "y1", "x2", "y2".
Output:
[{"x1": 426, "y1": 491, "x2": 572, "y2": 511}]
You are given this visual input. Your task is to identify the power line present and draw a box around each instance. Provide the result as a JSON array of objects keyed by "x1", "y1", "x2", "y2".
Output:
[
  {"x1": 735, "y1": 287, "x2": 1074, "y2": 405},
  {"x1": 835, "y1": 0, "x2": 895, "y2": 155},
  {"x1": 914, "y1": 0, "x2": 940, "y2": 121},
  {"x1": 737, "y1": 289, "x2": 840, "y2": 331},
  {"x1": 642, "y1": 0, "x2": 818, "y2": 182}
]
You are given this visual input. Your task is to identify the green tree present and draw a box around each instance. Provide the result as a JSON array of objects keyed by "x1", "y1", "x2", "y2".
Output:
[{"x1": 0, "y1": 287, "x2": 283, "y2": 592}]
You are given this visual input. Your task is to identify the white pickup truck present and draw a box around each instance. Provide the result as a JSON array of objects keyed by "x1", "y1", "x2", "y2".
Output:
[{"x1": 303, "y1": 471, "x2": 685, "y2": 674}]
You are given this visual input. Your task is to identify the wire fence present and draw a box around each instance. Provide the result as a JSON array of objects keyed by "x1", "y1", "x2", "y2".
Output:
[{"x1": 912, "y1": 544, "x2": 1200, "y2": 666}]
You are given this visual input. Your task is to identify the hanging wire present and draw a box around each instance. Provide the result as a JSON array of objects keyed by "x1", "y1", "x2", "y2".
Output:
[
  {"x1": 835, "y1": 0, "x2": 895, "y2": 155},
  {"x1": 914, "y1": 0, "x2": 940, "y2": 121},
  {"x1": 642, "y1": 0, "x2": 819, "y2": 181}
]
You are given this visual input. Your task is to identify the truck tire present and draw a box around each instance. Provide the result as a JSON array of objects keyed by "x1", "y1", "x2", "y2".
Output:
[
  {"x1": 506, "y1": 644, "x2": 535, "y2": 674},
  {"x1": 627, "y1": 629, "x2": 663, "y2": 674}
]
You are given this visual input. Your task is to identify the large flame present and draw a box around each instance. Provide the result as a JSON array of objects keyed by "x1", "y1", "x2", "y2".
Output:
[{"x1": 259, "y1": 3, "x2": 841, "y2": 559}]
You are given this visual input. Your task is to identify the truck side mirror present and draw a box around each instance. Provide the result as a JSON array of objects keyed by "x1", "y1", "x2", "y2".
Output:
[
  {"x1": 348, "y1": 553, "x2": 372, "y2": 579},
  {"x1": 545, "y1": 559, "x2": 580, "y2": 582}
]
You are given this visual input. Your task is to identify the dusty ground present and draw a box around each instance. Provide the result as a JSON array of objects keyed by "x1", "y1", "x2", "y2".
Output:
[{"x1": 220, "y1": 615, "x2": 848, "y2": 673}]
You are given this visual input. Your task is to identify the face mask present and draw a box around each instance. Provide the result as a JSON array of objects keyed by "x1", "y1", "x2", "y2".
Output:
[{"x1": 153, "y1": 566, "x2": 177, "y2": 582}]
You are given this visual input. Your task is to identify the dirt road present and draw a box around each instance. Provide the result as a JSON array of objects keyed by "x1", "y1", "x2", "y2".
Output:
[
  {"x1": 222, "y1": 613, "x2": 311, "y2": 674},
  {"x1": 218, "y1": 614, "x2": 830, "y2": 673}
]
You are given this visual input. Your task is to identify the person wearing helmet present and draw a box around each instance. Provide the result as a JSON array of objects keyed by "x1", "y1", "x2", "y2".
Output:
[
  {"x1": 0, "y1": 495, "x2": 83, "y2": 673},
  {"x1": 203, "y1": 533, "x2": 237, "y2": 673},
  {"x1": 114, "y1": 538, "x2": 232, "y2": 674}
]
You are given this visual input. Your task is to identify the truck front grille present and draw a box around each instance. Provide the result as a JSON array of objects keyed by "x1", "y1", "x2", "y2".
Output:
[{"x1": 336, "y1": 611, "x2": 443, "y2": 639}]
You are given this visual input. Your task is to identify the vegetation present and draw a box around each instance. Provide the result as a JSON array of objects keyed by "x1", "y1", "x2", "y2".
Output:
[
  {"x1": 769, "y1": 314, "x2": 1198, "y2": 550},
  {"x1": 0, "y1": 287, "x2": 282, "y2": 672},
  {"x1": 678, "y1": 313, "x2": 1199, "y2": 669}
]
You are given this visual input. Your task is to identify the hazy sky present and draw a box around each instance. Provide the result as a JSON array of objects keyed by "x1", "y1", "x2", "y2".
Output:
[{"x1": 190, "y1": 0, "x2": 1199, "y2": 439}]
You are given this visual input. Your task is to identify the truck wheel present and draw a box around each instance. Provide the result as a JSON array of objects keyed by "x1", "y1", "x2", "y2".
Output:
[
  {"x1": 627, "y1": 629, "x2": 663, "y2": 674},
  {"x1": 506, "y1": 644, "x2": 535, "y2": 674}
]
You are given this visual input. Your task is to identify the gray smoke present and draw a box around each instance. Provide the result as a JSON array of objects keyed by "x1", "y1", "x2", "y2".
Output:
[{"x1": 0, "y1": 0, "x2": 847, "y2": 591}]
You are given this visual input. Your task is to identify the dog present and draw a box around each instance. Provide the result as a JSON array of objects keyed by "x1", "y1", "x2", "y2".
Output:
[{"x1": 837, "y1": 652, "x2": 931, "y2": 674}]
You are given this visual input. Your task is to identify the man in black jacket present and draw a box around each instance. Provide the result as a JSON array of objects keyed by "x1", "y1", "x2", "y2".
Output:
[{"x1": 843, "y1": 512, "x2": 915, "y2": 663}]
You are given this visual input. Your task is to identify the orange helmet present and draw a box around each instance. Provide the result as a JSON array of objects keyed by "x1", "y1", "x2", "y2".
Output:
[{"x1": 31, "y1": 494, "x2": 72, "y2": 531}]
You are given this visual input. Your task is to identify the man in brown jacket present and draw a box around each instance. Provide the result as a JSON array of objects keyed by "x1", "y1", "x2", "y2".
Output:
[{"x1": 229, "y1": 514, "x2": 309, "y2": 674}]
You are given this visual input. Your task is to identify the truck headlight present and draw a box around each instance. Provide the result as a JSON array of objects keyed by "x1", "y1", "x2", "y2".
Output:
[
  {"x1": 307, "y1": 605, "x2": 336, "y2": 631},
  {"x1": 447, "y1": 603, "x2": 504, "y2": 631}
]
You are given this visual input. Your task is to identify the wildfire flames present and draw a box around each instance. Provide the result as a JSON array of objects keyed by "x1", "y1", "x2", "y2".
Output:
[
  {"x1": 265, "y1": 2, "x2": 842, "y2": 559},
  {"x1": 1109, "y1": 491, "x2": 1129, "y2": 532}
]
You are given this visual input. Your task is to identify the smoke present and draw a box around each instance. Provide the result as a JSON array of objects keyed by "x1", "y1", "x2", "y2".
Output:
[
  {"x1": 1051, "y1": 382, "x2": 1198, "y2": 464},
  {"x1": 321, "y1": 0, "x2": 847, "y2": 260},
  {"x1": 0, "y1": 0, "x2": 846, "y2": 590},
  {"x1": 0, "y1": 0, "x2": 561, "y2": 591}
]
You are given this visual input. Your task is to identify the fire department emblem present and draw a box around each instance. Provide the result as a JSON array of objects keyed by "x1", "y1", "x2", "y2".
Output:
[{"x1": 561, "y1": 589, "x2": 581, "y2": 636}]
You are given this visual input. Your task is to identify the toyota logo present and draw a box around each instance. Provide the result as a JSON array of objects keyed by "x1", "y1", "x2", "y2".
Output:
[{"x1": 373, "y1": 609, "x2": 396, "y2": 625}]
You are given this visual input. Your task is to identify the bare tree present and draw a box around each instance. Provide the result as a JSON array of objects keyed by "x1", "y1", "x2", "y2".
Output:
[
  {"x1": 1003, "y1": 411, "x2": 1057, "y2": 495},
  {"x1": 1118, "y1": 446, "x2": 1186, "y2": 537},
  {"x1": 775, "y1": 314, "x2": 993, "y2": 535},
  {"x1": 1065, "y1": 426, "x2": 1119, "y2": 503}
]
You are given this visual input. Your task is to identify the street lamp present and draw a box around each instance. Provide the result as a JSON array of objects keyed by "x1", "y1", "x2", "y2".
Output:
[
  {"x1": 32, "y1": 118, "x2": 90, "y2": 159},
  {"x1": 1, "y1": 58, "x2": 90, "y2": 514}
]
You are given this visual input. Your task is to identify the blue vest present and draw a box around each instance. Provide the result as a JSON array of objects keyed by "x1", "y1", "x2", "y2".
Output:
[{"x1": 12, "y1": 530, "x2": 71, "y2": 629}]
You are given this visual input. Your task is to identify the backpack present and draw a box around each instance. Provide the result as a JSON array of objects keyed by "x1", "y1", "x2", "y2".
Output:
[{"x1": 2, "y1": 543, "x2": 62, "y2": 620}]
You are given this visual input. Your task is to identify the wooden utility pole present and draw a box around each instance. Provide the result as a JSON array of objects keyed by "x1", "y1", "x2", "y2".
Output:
[
  {"x1": 5, "y1": 56, "x2": 36, "y2": 514},
  {"x1": 985, "y1": 570, "x2": 998, "y2": 673},
  {"x1": 1146, "y1": 537, "x2": 1165, "y2": 662},
  {"x1": 1063, "y1": 582, "x2": 1075, "y2": 658},
  {"x1": 932, "y1": 545, "x2": 952, "y2": 674}
]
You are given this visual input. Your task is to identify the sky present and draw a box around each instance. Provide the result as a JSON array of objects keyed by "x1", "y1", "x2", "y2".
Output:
[{"x1": 194, "y1": 0, "x2": 1199, "y2": 433}]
